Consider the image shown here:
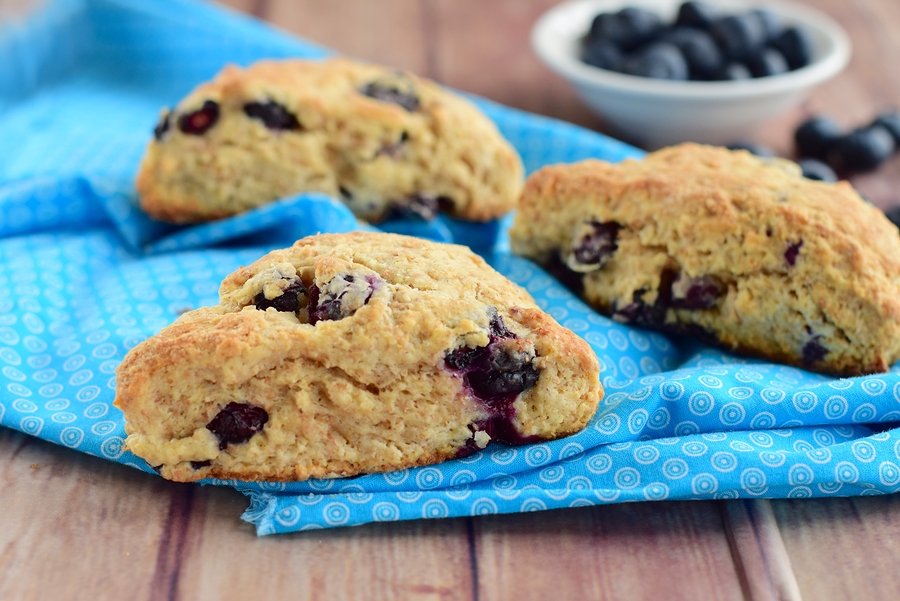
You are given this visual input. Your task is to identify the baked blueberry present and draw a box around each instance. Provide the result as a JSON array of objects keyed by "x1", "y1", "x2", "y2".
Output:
[
  {"x1": 360, "y1": 81, "x2": 420, "y2": 112},
  {"x1": 675, "y1": 2, "x2": 717, "y2": 30},
  {"x1": 784, "y1": 240, "x2": 803, "y2": 266},
  {"x1": 467, "y1": 339, "x2": 540, "y2": 402},
  {"x1": 662, "y1": 27, "x2": 723, "y2": 79},
  {"x1": 871, "y1": 110, "x2": 900, "y2": 146},
  {"x1": 830, "y1": 126, "x2": 896, "y2": 173},
  {"x1": 153, "y1": 110, "x2": 171, "y2": 141},
  {"x1": 773, "y1": 26, "x2": 813, "y2": 70},
  {"x1": 795, "y1": 116, "x2": 844, "y2": 160},
  {"x1": 710, "y1": 14, "x2": 767, "y2": 62},
  {"x1": 670, "y1": 273, "x2": 725, "y2": 309},
  {"x1": 387, "y1": 194, "x2": 440, "y2": 221},
  {"x1": 564, "y1": 221, "x2": 620, "y2": 272},
  {"x1": 243, "y1": 100, "x2": 301, "y2": 130},
  {"x1": 309, "y1": 274, "x2": 381, "y2": 324},
  {"x1": 798, "y1": 158, "x2": 838, "y2": 182},
  {"x1": 178, "y1": 100, "x2": 220, "y2": 135},
  {"x1": 206, "y1": 402, "x2": 269, "y2": 450},
  {"x1": 588, "y1": 7, "x2": 664, "y2": 51},
  {"x1": 253, "y1": 280, "x2": 308, "y2": 313},
  {"x1": 582, "y1": 38, "x2": 625, "y2": 71},
  {"x1": 802, "y1": 336, "x2": 827, "y2": 366},
  {"x1": 624, "y1": 43, "x2": 689, "y2": 80},
  {"x1": 748, "y1": 48, "x2": 789, "y2": 78}
]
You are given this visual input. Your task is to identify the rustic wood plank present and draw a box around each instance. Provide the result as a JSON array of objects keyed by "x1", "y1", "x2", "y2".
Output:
[
  {"x1": 771, "y1": 496, "x2": 900, "y2": 601},
  {"x1": 722, "y1": 500, "x2": 803, "y2": 601},
  {"x1": 262, "y1": 0, "x2": 430, "y2": 75},
  {"x1": 473, "y1": 501, "x2": 746, "y2": 601},
  {"x1": 175, "y1": 493, "x2": 475, "y2": 601},
  {"x1": 0, "y1": 428, "x2": 190, "y2": 600}
]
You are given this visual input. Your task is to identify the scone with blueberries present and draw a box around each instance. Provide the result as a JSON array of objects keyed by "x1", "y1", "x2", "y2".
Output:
[
  {"x1": 114, "y1": 232, "x2": 602, "y2": 483},
  {"x1": 510, "y1": 143, "x2": 900, "y2": 376},
  {"x1": 137, "y1": 57, "x2": 524, "y2": 224}
]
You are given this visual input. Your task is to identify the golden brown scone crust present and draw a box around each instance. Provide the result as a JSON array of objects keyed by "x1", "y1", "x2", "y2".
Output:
[
  {"x1": 510, "y1": 143, "x2": 900, "y2": 377},
  {"x1": 114, "y1": 232, "x2": 601, "y2": 482},
  {"x1": 136, "y1": 57, "x2": 523, "y2": 224}
]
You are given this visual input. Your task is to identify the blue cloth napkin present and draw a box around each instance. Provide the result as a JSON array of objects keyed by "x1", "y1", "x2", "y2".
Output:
[{"x1": 3, "y1": 0, "x2": 900, "y2": 536}]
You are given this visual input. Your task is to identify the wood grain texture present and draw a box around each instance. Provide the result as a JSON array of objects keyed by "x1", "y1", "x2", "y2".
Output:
[
  {"x1": 474, "y1": 502, "x2": 745, "y2": 601},
  {"x1": 772, "y1": 496, "x2": 900, "y2": 601}
]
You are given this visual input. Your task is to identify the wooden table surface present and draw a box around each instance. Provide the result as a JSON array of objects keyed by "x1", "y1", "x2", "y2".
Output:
[{"x1": 4, "y1": 0, "x2": 900, "y2": 599}]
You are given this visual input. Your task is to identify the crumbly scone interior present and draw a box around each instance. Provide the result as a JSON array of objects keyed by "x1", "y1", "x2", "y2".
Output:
[
  {"x1": 136, "y1": 58, "x2": 524, "y2": 223},
  {"x1": 510, "y1": 144, "x2": 900, "y2": 376},
  {"x1": 115, "y1": 233, "x2": 601, "y2": 482}
]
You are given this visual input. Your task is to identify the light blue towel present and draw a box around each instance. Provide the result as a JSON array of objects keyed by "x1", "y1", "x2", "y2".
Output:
[{"x1": 2, "y1": 0, "x2": 899, "y2": 536}]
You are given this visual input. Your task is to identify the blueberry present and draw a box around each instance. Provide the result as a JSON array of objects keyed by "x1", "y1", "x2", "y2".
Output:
[
  {"x1": 564, "y1": 221, "x2": 620, "y2": 272},
  {"x1": 308, "y1": 274, "x2": 381, "y2": 324},
  {"x1": 784, "y1": 240, "x2": 803, "y2": 266},
  {"x1": 802, "y1": 336, "x2": 827, "y2": 366},
  {"x1": 588, "y1": 7, "x2": 664, "y2": 51},
  {"x1": 387, "y1": 194, "x2": 440, "y2": 221},
  {"x1": 445, "y1": 344, "x2": 486, "y2": 371},
  {"x1": 582, "y1": 38, "x2": 625, "y2": 72},
  {"x1": 885, "y1": 206, "x2": 900, "y2": 230},
  {"x1": 243, "y1": 100, "x2": 301, "y2": 130},
  {"x1": 830, "y1": 126, "x2": 896, "y2": 173},
  {"x1": 798, "y1": 158, "x2": 838, "y2": 182},
  {"x1": 751, "y1": 9, "x2": 782, "y2": 43},
  {"x1": 206, "y1": 402, "x2": 269, "y2": 450},
  {"x1": 794, "y1": 116, "x2": 844, "y2": 160},
  {"x1": 772, "y1": 26, "x2": 813, "y2": 70},
  {"x1": 360, "y1": 81, "x2": 420, "y2": 112},
  {"x1": 710, "y1": 14, "x2": 767, "y2": 62},
  {"x1": 190, "y1": 460, "x2": 211, "y2": 469},
  {"x1": 466, "y1": 340, "x2": 540, "y2": 402},
  {"x1": 253, "y1": 280, "x2": 307, "y2": 313},
  {"x1": 670, "y1": 273, "x2": 724, "y2": 309},
  {"x1": 178, "y1": 100, "x2": 220, "y2": 135},
  {"x1": 719, "y1": 62, "x2": 752, "y2": 80},
  {"x1": 726, "y1": 141, "x2": 775, "y2": 157},
  {"x1": 871, "y1": 110, "x2": 900, "y2": 146},
  {"x1": 675, "y1": 2, "x2": 717, "y2": 30},
  {"x1": 612, "y1": 288, "x2": 666, "y2": 328},
  {"x1": 748, "y1": 48, "x2": 789, "y2": 78},
  {"x1": 624, "y1": 43, "x2": 689, "y2": 80},
  {"x1": 662, "y1": 27, "x2": 723, "y2": 79},
  {"x1": 153, "y1": 110, "x2": 171, "y2": 141}
]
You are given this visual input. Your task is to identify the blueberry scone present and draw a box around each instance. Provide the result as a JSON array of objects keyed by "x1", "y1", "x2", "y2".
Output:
[
  {"x1": 136, "y1": 58, "x2": 524, "y2": 224},
  {"x1": 114, "y1": 232, "x2": 601, "y2": 482},
  {"x1": 510, "y1": 143, "x2": 900, "y2": 376}
]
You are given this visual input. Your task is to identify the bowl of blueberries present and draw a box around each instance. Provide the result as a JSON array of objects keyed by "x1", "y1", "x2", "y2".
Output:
[{"x1": 531, "y1": 0, "x2": 851, "y2": 148}]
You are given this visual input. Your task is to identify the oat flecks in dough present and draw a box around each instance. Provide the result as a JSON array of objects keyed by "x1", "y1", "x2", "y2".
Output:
[
  {"x1": 510, "y1": 143, "x2": 900, "y2": 376},
  {"x1": 114, "y1": 232, "x2": 602, "y2": 483},
  {"x1": 137, "y1": 57, "x2": 524, "y2": 224}
]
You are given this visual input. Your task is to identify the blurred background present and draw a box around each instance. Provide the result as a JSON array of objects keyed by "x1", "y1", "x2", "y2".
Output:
[{"x1": 3, "y1": 0, "x2": 900, "y2": 208}]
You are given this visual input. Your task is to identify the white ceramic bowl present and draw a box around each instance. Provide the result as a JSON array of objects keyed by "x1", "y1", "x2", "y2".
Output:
[{"x1": 532, "y1": 0, "x2": 851, "y2": 148}]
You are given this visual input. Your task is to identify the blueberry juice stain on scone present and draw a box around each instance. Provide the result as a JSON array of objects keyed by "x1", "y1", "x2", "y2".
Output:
[
  {"x1": 137, "y1": 58, "x2": 524, "y2": 225},
  {"x1": 510, "y1": 143, "x2": 900, "y2": 376},
  {"x1": 114, "y1": 233, "x2": 602, "y2": 483}
]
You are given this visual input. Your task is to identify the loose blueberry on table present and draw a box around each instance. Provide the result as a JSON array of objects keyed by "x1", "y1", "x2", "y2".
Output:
[{"x1": 580, "y1": 1, "x2": 812, "y2": 81}]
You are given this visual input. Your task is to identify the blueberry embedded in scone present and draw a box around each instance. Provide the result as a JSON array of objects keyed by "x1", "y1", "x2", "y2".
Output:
[
  {"x1": 510, "y1": 143, "x2": 900, "y2": 376},
  {"x1": 137, "y1": 57, "x2": 524, "y2": 225},
  {"x1": 114, "y1": 232, "x2": 602, "y2": 482}
]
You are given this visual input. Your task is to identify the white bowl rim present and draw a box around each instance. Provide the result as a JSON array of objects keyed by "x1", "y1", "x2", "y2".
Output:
[{"x1": 532, "y1": 0, "x2": 852, "y2": 100}]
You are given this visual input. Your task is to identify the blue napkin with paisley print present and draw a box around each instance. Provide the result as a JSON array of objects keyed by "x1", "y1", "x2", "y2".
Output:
[{"x1": 3, "y1": 0, "x2": 900, "y2": 535}]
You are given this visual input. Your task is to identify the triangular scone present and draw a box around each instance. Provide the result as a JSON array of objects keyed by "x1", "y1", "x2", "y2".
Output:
[
  {"x1": 114, "y1": 232, "x2": 602, "y2": 482},
  {"x1": 136, "y1": 57, "x2": 523, "y2": 224},
  {"x1": 510, "y1": 143, "x2": 900, "y2": 376}
]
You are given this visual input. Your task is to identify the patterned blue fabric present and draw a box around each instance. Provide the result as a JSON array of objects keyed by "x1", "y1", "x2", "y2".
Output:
[{"x1": 3, "y1": 0, "x2": 900, "y2": 536}]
